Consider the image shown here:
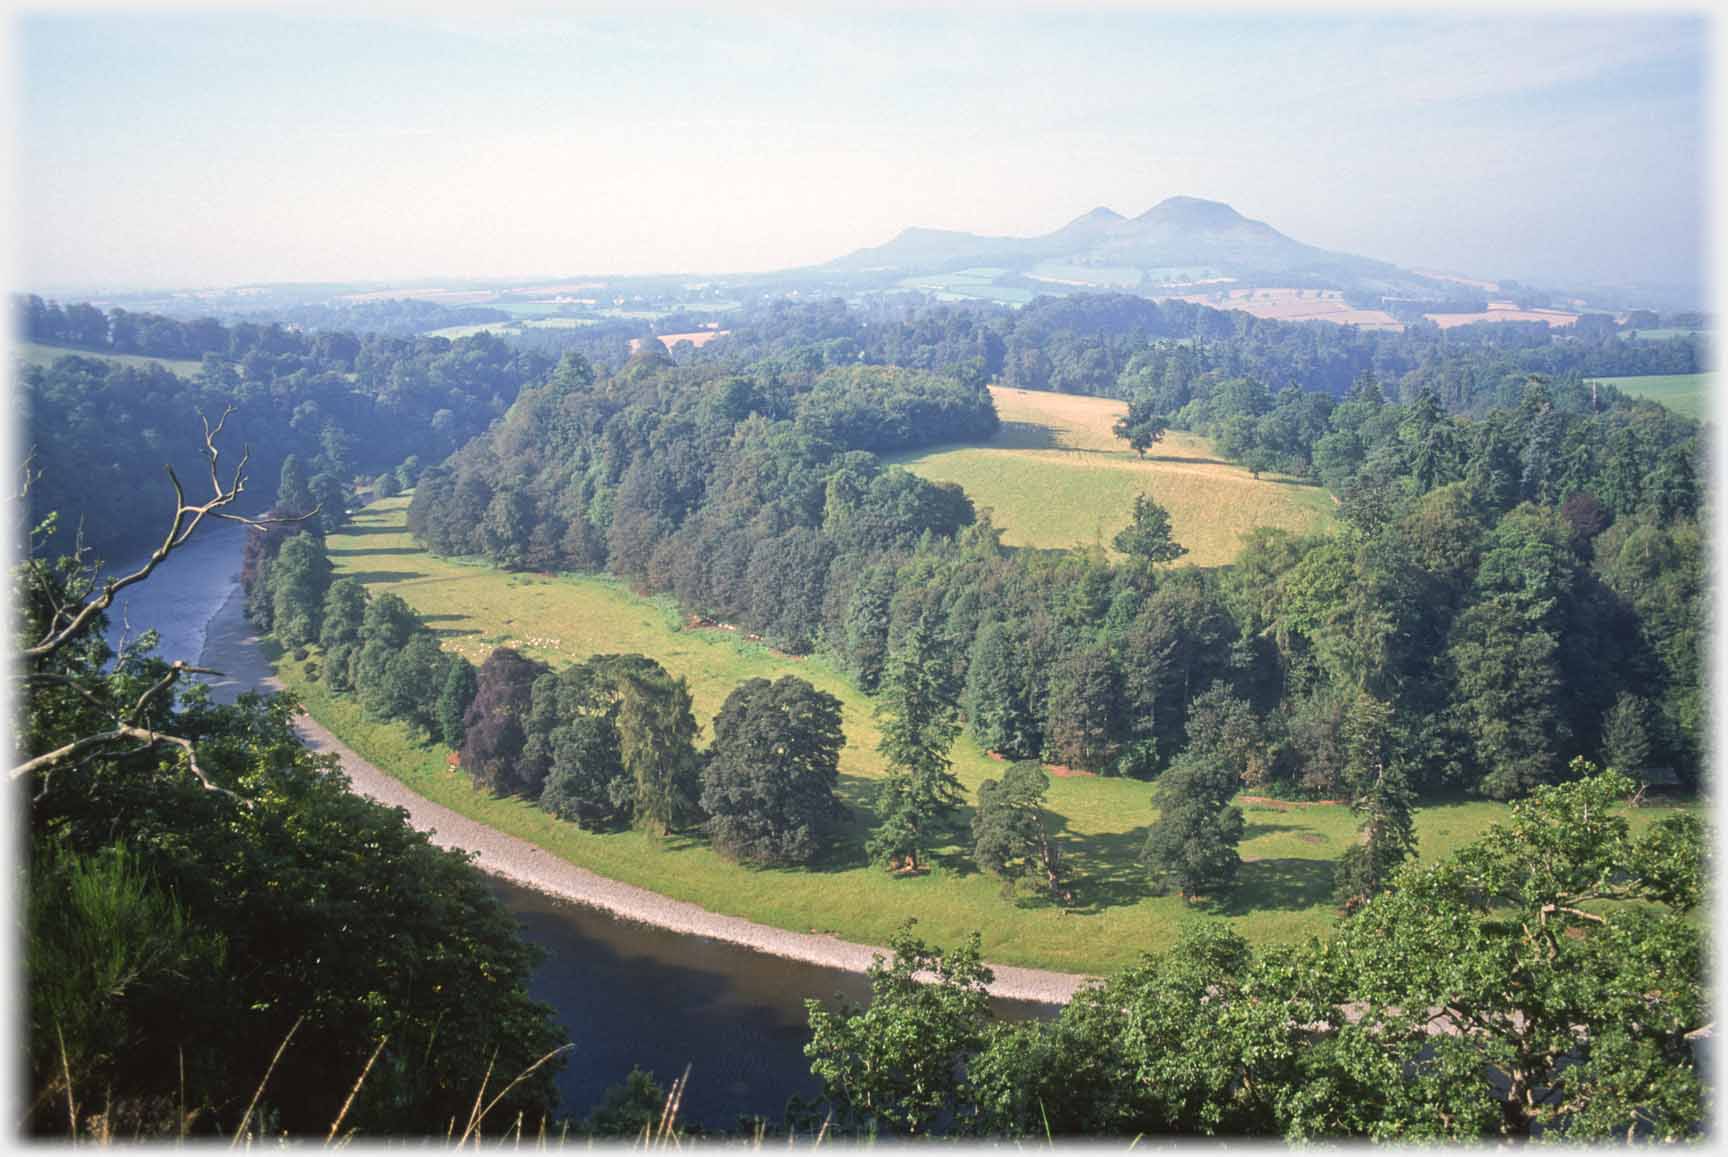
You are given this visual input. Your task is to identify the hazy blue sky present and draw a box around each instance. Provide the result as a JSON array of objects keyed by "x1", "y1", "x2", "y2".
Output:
[{"x1": 16, "y1": 9, "x2": 1711, "y2": 293}]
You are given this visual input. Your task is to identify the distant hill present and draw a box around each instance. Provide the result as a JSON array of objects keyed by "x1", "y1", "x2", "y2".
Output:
[{"x1": 817, "y1": 196, "x2": 1450, "y2": 299}]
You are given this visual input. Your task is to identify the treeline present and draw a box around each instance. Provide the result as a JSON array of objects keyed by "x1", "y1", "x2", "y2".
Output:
[
  {"x1": 262, "y1": 297, "x2": 512, "y2": 336},
  {"x1": 17, "y1": 300, "x2": 553, "y2": 559},
  {"x1": 244, "y1": 526, "x2": 853, "y2": 869},
  {"x1": 700, "y1": 292, "x2": 1705, "y2": 408},
  {"x1": 406, "y1": 347, "x2": 1705, "y2": 804},
  {"x1": 801, "y1": 770, "x2": 1705, "y2": 1141},
  {"x1": 406, "y1": 346, "x2": 994, "y2": 652}
]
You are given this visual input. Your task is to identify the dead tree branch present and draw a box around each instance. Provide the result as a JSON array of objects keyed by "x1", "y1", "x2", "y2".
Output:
[{"x1": 23, "y1": 407, "x2": 315, "y2": 661}]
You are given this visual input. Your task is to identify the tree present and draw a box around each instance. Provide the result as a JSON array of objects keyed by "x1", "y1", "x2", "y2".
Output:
[
  {"x1": 267, "y1": 533, "x2": 332, "y2": 650},
  {"x1": 529, "y1": 661, "x2": 634, "y2": 830},
  {"x1": 459, "y1": 647, "x2": 550, "y2": 797},
  {"x1": 967, "y1": 923, "x2": 1294, "y2": 1138},
  {"x1": 961, "y1": 620, "x2": 1040, "y2": 761},
  {"x1": 276, "y1": 453, "x2": 313, "y2": 514},
  {"x1": 867, "y1": 615, "x2": 963, "y2": 872},
  {"x1": 1315, "y1": 767, "x2": 1703, "y2": 1140},
  {"x1": 1601, "y1": 691, "x2": 1652, "y2": 777},
  {"x1": 582, "y1": 1067, "x2": 666, "y2": 1137},
  {"x1": 317, "y1": 577, "x2": 368, "y2": 690},
  {"x1": 309, "y1": 471, "x2": 350, "y2": 536},
  {"x1": 1445, "y1": 596, "x2": 1568, "y2": 799},
  {"x1": 1112, "y1": 494, "x2": 1187, "y2": 564},
  {"x1": 1113, "y1": 398, "x2": 1170, "y2": 458},
  {"x1": 353, "y1": 592, "x2": 418, "y2": 697},
  {"x1": 804, "y1": 923, "x2": 994, "y2": 1135},
  {"x1": 437, "y1": 656, "x2": 478, "y2": 749},
  {"x1": 607, "y1": 656, "x2": 704, "y2": 835},
  {"x1": 701, "y1": 677, "x2": 845, "y2": 866},
  {"x1": 971, "y1": 761, "x2": 1063, "y2": 900},
  {"x1": 1331, "y1": 692, "x2": 1415, "y2": 910},
  {"x1": 365, "y1": 631, "x2": 449, "y2": 737},
  {"x1": 373, "y1": 471, "x2": 401, "y2": 499},
  {"x1": 1142, "y1": 750, "x2": 1244, "y2": 901},
  {"x1": 1041, "y1": 644, "x2": 1119, "y2": 772}
]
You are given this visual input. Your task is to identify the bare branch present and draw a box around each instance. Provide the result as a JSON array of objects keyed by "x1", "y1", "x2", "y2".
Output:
[
  {"x1": 9, "y1": 723, "x2": 242, "y2": 803},
  {"x1": 23, "y1": 412, "x2": 317, "y2": 661},
  {"x1": 123, "y1": 660, "x2": 220, "y2": 724},
  {"x1": 14, "y1": 446, "x2": 39, "y2": 502}
]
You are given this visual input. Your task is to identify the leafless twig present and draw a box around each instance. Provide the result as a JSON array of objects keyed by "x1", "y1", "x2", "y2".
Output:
[{"x1": 24, "y1": 407, "x2": 315, "y2": 661}]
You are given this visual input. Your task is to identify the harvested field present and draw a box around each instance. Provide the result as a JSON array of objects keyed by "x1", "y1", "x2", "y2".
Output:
[
  {"x1": 1159, "y1": 287, "x2": 1404, "y2": 330},
  {"x1": 1425, "y1": 301, "x2": 1580, "y2": 328},
  {"x1": 886, "y1": 386, "x2": 1337, "y2": 565},
  {"x1": 630, "y1": 329, "x2": 729, "y2": 351}
]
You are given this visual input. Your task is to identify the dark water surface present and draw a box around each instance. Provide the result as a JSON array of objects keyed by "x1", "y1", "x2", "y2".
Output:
[
  {"x1": 125, "y1": 522, "x2": 1057, "y2": 1128},
  {"x1": 498, "y1": 878, "x2": 1056, "y2": 1126}
]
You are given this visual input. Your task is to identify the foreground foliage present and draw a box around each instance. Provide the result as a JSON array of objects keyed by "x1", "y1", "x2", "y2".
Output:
[
  {"x1": 806, "y1": 769, "x2": 1707, "y2": 1140},
  {"x1": 16, "y1": 482, "x2": 565, "y2": 1136}
]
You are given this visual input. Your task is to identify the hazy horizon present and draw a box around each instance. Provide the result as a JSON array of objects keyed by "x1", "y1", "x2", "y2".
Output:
[{"x1": 17, "y1": 9, "x2": 1711, "y2": 297}]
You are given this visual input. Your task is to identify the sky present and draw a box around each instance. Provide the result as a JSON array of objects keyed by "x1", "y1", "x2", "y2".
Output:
[{"x1": 12, "y1": 7, "x2": 1714, "y2": 295}]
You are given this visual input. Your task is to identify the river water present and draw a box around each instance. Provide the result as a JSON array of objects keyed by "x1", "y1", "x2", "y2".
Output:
[{"x1": 107, "y1": 521, "x2": 1055, "y2": 1128}]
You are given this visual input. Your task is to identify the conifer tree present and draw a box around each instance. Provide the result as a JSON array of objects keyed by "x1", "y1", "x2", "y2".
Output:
[{"x1": 868, "y1": 614, "x2": 962, "y2": 872}]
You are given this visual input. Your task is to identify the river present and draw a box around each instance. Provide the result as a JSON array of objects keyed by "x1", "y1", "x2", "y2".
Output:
[{"x1": 106, "y1": 522, "x2": 1056, "y2": 1128}]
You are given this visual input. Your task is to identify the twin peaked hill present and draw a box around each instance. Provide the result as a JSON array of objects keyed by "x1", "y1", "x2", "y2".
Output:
[{"x1": 818, "y1": 196, "x2": 1443, "y2": 296}]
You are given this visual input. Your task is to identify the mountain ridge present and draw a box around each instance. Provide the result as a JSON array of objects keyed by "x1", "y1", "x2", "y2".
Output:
[{"x1": 816, "y1": 196, "x2": 1437, "y2": 297}]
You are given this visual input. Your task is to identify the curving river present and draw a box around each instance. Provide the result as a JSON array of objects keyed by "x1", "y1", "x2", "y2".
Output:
[{"x1": 105, "y1": 522, "x2": 1057, "y2": 1127}]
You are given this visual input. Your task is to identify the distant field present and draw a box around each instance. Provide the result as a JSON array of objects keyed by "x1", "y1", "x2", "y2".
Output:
[
  {"x1": 1027, "y1": 262, "x2": 1145, "y2": 289},
  {"x1": 1162, "y1": 287, "x2": 1403, "y2": 330},
  {"x1": 426, "y1": 322, "x2": 516, "y2": 340},
  {"x1": 886, "y1": 386, "x2": 1336, "y2": 565},
  {"x1": 263, "y1": 496, "x2": 1566, "y2": 974},
  {"x1": 1425, "y1": 302, "x2": 1580, "y2": 328},
  {"x1": 1591, "y1": 373, "x2": 1712, "y2": 420},
  {"x1": 12, "y1": 340, "x2": 204, "y2": 377},
  {"x1": 427, "y1": 317, "x2": 604, "y2": 340},
  {"x1": 896, "y1": 268, "x2": 1038, "y2": 306}
]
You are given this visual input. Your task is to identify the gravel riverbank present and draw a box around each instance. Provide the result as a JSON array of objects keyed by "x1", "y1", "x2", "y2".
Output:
[{"x1": 200, "y1": 579, "x2": 1093, "y2": 1005}]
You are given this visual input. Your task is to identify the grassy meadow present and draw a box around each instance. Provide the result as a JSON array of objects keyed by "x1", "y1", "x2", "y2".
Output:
[
  {"x1": 885, "y1": 386, "x2": 1336, "y2": 565},
  {"x1": 266, "y1": 494, "x2": 1606, "y2": 974},
  {"x1": 13, "y1": 339, "x2": 206, "y2": 377},
  {"x1": 1590, "y1": 372, "x2": 1712, "y2": 420}
]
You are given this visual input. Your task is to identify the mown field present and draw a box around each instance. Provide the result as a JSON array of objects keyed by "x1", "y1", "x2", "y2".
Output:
[
  {"x1": 13, "y1": 339, "x2": 206, "y2": 377},
  {"x1": 885, "y1": 386, "x2": 1336, "y2": 565},
  {"x1": 262, "y1": 495, "x2": 1643, "y2": 975},
  {"x1": 1591, "y1": 372, "x2": 1712, "y2": 420}
]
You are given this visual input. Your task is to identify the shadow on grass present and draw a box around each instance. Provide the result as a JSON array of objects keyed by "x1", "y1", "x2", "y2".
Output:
[
  {"x1": 1241, "y1": 821, "x2": 1304, "y2": 842},
  {"x1": 806, "y1": 773, "x2": 885, "y2": 873},
  {"x1": 1220, "y1": 857, "x2": 1336, "y2": 915},
  {"x1": 430, "y1": 627, "x2": 480, "y2": 639},
  {"x1": 1047, "y1": 816, "x2": 1154, "y2": 914},
  {"x1": 334, "y1": 522, "x2": 404, "y2": 536},
  {"x1": 340, "y1": 570, "x2": 422, "y2": 586},
  {"x1": 987, "y1": 421, "x2": 1063, "y2": 451},
  {"x1": 327, "y1": 545, "x2": 424, "y2": 557},
  {"x1": 1140, "y1": 451, "x2": 1231, "y2": 467}
]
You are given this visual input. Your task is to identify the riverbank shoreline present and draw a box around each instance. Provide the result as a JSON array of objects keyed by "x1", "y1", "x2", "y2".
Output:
[{"x1": 198, "y1": 575, "x2": 1091, "y2": 1005}]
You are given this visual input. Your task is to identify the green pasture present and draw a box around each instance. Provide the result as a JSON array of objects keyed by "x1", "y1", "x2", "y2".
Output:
[
  {"x1": 13, "y1": 340, "x2": 205, "y2": 377},
  {"x1": 272, "y1": 496, "x2": 1594, "y2": 974},
  {"x1": 1590, "y1": 373, "x2": 1712, "y2": 420}
]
